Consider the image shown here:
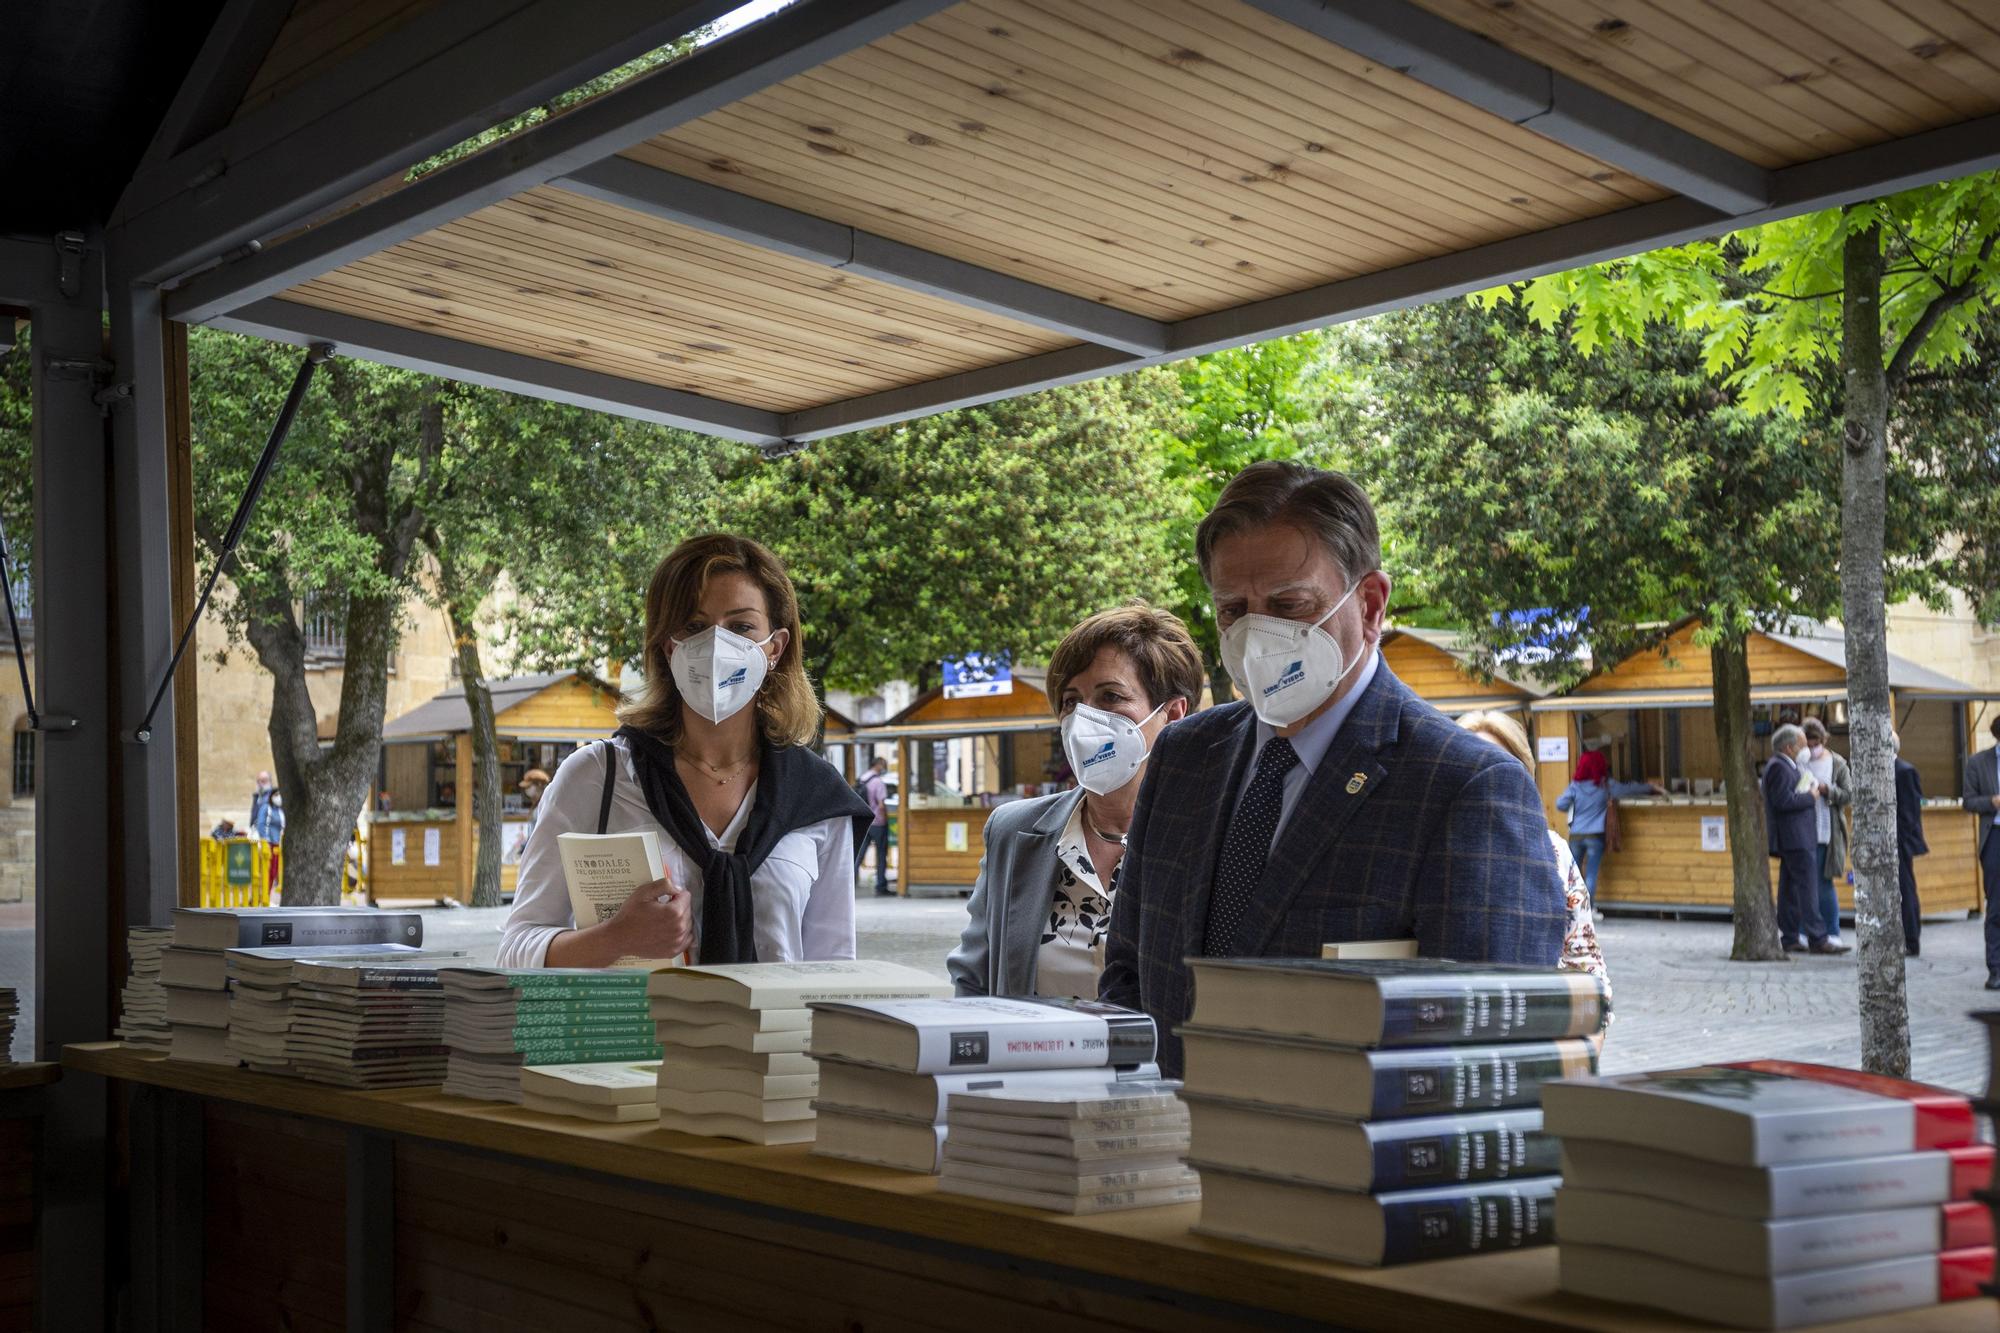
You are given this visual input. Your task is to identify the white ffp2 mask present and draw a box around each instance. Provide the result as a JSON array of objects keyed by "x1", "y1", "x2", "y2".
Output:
[
  {"x1": 670, "y1": 625, "x2": 774, "y2": 723},
  {"x1": 1061, "y1": 701, "x2": 1167, "y2": 796},
  {"x1": 1221, "y1": 577, "x2": 1371, "y2": 729}
]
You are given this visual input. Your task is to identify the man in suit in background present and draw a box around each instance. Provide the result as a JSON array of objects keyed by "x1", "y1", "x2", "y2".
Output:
[
  {"x1": 1100, "y1": 461, "x2": 1566, "y2": 1076},
  {"x1": 1766, "y1": 724, "x2": 1842, "y2": 955},
  {"x1": 1959, "y1": 717, "x2": 2000, "y2": 988},
  {"x1": 1892, "y1": 732, "x2": 1927, "y2": 958}
]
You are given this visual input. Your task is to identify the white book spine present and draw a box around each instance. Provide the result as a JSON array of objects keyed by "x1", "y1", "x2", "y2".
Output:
[
  {"x1": 913, "y1": 1014, "x2": 1112, "y2": 1073},
  {"x1": 1770, "y1": 1152, "x2": 1951, "y2": 1215}
]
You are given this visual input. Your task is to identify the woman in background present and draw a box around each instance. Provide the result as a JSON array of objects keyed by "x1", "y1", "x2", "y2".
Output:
[{"x1": 1555, "y1": 748, "x2": 1663, "y2": 903}]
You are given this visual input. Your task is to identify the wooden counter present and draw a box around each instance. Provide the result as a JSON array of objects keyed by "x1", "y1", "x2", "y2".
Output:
[
  {"x1": 1593, "y1": 802, "x2": 1981, "y2": 917},
  {"x1": 64, "y1": 1043, "x2": 1990, "y2": 1333}
]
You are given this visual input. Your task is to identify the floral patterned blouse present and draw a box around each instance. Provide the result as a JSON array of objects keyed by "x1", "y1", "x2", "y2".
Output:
[
  {"x1": 1035, "y1": 801, "x2": 1117, "y2": 1000},
  {"x1": 1549, "y1": 829, "x2": 1611, "y2": 1004}
]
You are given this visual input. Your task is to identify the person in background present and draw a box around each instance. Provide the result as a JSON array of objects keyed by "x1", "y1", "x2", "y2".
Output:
[
  {"x1": 860, "y1": 755, "x2": 893, "y2": 897},
  {"x1": 209, "y1": 817, "x2": 239, "y2": 840},
  {"x1": 500, "y1": 534, "x2": 870, "y2": 969},
  {"x1": 1798, "y1": 717, "x2": 1853, "y2": 950},
  {"x1": 1458, "y1": 711, "x2": 1608, "y2": 1002},
  {"x1": 950, "y1": 603, "x2": 1201, "y2": 999},
  {"x1": 518, "y1": 768, "x2": 551, "y2": 809},
  {"x1": 1554, "y1": 750, "x2": 1662, "y2": 901},
  {"x1": 1958, "y1": 715, "x2": 2000, "y2": 989},
  {"x1": 1101, "y1": 462, "x2": 1565, "y2": 1077},
  {"x1": 1766, "y1": 723, "x2": 1844, "y2": 954},
  {"x1": 248, "y1": 770, "x2": 284, "y2": 843},
  {"x1": 1892, "y1": 731, "x2": 1927, "y2": 958}
]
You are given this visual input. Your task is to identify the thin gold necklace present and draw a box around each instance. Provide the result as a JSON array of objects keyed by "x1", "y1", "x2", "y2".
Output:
[{"x1": 681, "y1": 752, "x2": 755, "y2": 786}]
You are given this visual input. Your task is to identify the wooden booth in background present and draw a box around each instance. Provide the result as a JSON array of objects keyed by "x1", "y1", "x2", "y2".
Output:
[
  {"x1": 1531, "y1": 620, "x2": 1993, "y2": 917},
  {"x1": 370, "y1": 673, "x2": 622, "y2": 905},
  {"x1": 853, "y1": 670, "x2": 1064, "y2": 897},
  {"x1": 1382, "y1": 628, "x2": 1551, "y2": 722}
]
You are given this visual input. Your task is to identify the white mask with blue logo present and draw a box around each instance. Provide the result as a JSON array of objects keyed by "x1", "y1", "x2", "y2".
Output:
[
  {"x1": 670, "y1": 625, "x2": 774, "y2": 723},
  {"x1": 1221, "y1": 576, "x2": 1371, "y2": 729},
  {"x1": 1061, "y1": 700, "x2": 1167, "y2": 796}
]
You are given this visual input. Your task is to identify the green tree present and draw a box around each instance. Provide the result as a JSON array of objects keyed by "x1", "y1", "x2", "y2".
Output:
[
  {"x1": 739, "y1": 372, "x2": 1185, "y2": 697},
  {"x1": 1481, "y1": 173, "x2": 2000, "y2": 1074},
  {"x1": 1357, "y1": 299, "x2": 1873, "y2": 960},
  {"x1": 0, "y1": 331, "x2": 27, "y2": 603}
]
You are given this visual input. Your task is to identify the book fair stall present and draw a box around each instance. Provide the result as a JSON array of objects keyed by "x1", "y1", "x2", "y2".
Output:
[
  {"x1": 1529, "y1": 621, "x2": 1996, "y2": 918},
  {"x1": 1379, "y1": 628, "x2": 1550, "y2": 725},
  {"x1": 369, "y1": 673, "x2": 622, "y2": 905},
  {"x1": 14, "y1": 0, "x2": 2000, "y2": 1330}
]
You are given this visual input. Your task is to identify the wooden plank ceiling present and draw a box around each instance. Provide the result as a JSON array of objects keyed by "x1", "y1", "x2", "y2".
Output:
[{"x1": 272, "y1": 0, "x2": 2000, "y2": 423}]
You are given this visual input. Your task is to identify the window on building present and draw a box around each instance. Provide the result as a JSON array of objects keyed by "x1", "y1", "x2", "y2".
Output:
[
  {"x1": 302, "y1": 592, "x2": 346, "y2": 662},
  {"x1": 11, "y1": 727, "x2": 34, "y2": 797}
]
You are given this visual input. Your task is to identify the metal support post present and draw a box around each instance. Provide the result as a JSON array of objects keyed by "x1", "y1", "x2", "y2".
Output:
[
  {"x1": 346, "y1": 1129, "x2": 396, "y2": 1332},
  {"x1": 127, "y1": 1087, "x2": 205, "y2": 1333}
]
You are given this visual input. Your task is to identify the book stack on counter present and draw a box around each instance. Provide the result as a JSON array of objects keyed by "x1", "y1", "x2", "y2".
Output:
[
  {"x1": 0, "y1": 987, "x2": 15, "y2": 1063},
  {"x1": 1974, "y1": 1010, "x2": 2000, "y2": 1300},
  {"x1": 162, "y1": 907, "x2": 423, "y2": 1066},
  {"x1": 651, "y1": 961, "x2": 950, "y2": 1144},
  {"x1": 937, "y1": 1080, "x2": 1199, "y2": 1214},
  {"x1": 808, "y1": 995, "x2": 1161, "y2": 1174},
  {"x1": 440, "y1": 968, "x2": 659, "y2": 1104},
  {"x1": 1180, "y1": 958, "x2": 1606, "y2": 1266},
  {"x1": 115, "y1": 926, "x2": 173, "y2": 1050},
  {"x1": 518, "y1": 1061, "x2": 663, "y2": 1123},
  {"x1": 1547, "y1": 1061, "x2": 1997, "y2": 1329},
  {"x1": 223, "y1": 944, "x2": 434, "y2": 1074},
  {"x1": 276, "y1": 948, "x2": 470, "y2": 1088}
]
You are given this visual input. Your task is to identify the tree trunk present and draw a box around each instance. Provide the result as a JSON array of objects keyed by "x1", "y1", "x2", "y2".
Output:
[
  {"x1": 1713, "y1": 635, "x2": 1785, "y2": 961},
  {"x1": 1840, "y1": 216, "x2": 1909, "y2": 1077},
  {"x1": 448, "y1": 601, "x2": 503, "y2": 909}
]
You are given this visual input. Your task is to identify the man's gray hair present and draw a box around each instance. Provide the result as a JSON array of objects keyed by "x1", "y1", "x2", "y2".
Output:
[
  {"x1": 1195, "y1": 460, "x2": 1380, "y2": 585},
  {"x1": 1772, "y1": 723, "x2": 1806, "y2": 754}
]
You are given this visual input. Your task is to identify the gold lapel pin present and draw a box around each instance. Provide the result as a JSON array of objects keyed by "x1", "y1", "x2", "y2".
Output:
[{"x1": 1346, "y1": 772, "x2": 1368, "y2": 794}]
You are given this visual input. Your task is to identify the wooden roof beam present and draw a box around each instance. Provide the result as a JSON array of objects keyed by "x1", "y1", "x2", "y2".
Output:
[
  {"x1": 554, "y1": 158, "x2": 1170, "y2": 356},
  {"x1": 161, "y1": 0, "x2": 960, "y2": 325},
  {"x1": 209, "y1": 298, "x2": 786, "y2": 448},
  {"x1": 1240, "y1": 0, "x2": 1773, "y2": 215}
]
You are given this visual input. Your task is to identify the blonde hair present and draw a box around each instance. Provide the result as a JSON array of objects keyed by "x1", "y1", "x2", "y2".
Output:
[
  {"x1": 1458, "y1": 709, "x2": 1534, "y2": 772},
  {"x1": 617, "y1": 533, "x2": 820, "y2": 747}
]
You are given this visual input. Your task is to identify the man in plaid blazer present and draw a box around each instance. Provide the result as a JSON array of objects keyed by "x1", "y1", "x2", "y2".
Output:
[{"x1": 1101, "y1": 462, "x2": 1566, "y2": 1077}]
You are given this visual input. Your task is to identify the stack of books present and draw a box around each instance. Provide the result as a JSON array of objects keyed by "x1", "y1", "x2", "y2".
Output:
[
  {"x1": 440, "y1": 968, "x2": 659, "y2": 1104},
  {"x1": 0, "y1": 986, "x2": 15, "y2": 1063},
  {"x1": 1547, "y1": 1060, "x2": 1997, "y2": 1327},
  {"x1": 223, "y1": 943, "x2": 427, "y2": 1075},
  {"x1": 808, "y1": 995, "x2": 1160, "y2": 1173},
  {"x1": 115, "y1": 926, "x2": 173, "y2": 1050},
  {"x1": 161, "y1": 906, "x2": 422, "y2": 1066},
  {"x1": 649, "y1": 961, "x2": 949, "y2": 1144},
  {"x1": 937, "y1": 1080, "x2": 1199, "y2": 1214},
  {"x1": 1973, "y1": 1010, "x2": 2000, "y2": 1300},
  {"x1": 518, "y1": 1062, "x2": 663, "y2": 1123},
  {"x1": 279, "y1": 948, "x2": 468, "y2": 1088},
  {"x1": 1180, "y1": 958, "x2": 1606, "y2": 1265}
]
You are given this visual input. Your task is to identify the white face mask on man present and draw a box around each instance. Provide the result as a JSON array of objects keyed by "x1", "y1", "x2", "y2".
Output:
[
  {"x1": 1061, "y1": 700, "x2": 1167, "y2": 796},
  {"x1": 1220, "y1": 576, "x2": 1371, "y2": 729},
  {"x1": 670, "y1": 625, "x2": 775, "y2": 723}
]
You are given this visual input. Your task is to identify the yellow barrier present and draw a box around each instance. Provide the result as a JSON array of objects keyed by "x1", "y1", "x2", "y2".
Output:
[{"x1": 198, "y1": 838, "x2": 278, "y2": 908}]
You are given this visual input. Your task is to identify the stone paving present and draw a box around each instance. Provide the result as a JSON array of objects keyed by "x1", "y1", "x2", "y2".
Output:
[{"x1": 3, "y1": 895, "x2": 1993, "y2": 1093}]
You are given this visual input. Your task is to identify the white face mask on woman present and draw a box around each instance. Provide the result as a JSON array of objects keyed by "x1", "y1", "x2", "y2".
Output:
[
  {"x1": 1220, "y1": 576, "x2": 1370, "y2": 729},
  {"x1": 670, "y1": 625, "x2": 774, "y2": 723},
  {"x1": 1061, "y1": 700, "x2": 1167, "y2": 796}
]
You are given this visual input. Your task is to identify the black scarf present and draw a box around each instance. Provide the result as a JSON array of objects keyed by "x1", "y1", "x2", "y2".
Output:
[{"x1": 614, "y1": 725, "x2": 872, "y2": 964}]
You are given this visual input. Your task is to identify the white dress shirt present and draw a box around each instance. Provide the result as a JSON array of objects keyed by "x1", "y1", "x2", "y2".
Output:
[
  {"x1": 1236, "y1": 649, "x2": 1382, "y2": 851},
  {"x1": 498, "y1": 737, "x2": 856, "y2": 968}
]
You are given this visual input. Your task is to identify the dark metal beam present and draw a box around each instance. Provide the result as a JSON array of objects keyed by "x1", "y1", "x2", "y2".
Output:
[
  {"x1": 117, "y1": 0, "x2": 745, "y2": 284},
  {"x1": 128, "y1": 0, "x2": 296, "y2": 176},
  {"x1": 555, "y1": 159, "x2": 1171, "y2": 355},
  {"x1": 1241, "y1": 0, "x2": 1772, "y2": 214},
  {"x1": 0, "y1": 236, "x2": 69, "y2": 308},
  {"x1": 161, "y1": 0, "x2": 957, "y2": 321},
  {"x1": 209, "y1": 299, "x2": 785, "y2": 445}
]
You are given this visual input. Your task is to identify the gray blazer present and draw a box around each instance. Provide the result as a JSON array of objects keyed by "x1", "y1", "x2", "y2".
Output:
[
  {"x1": 1962, "y1": 746, "x2": 2000, "y2": 849},
  {"x1": 946, "y1": 787, "x2": 1086, "y2": 997}
]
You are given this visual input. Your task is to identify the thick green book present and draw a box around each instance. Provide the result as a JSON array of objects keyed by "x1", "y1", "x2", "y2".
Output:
[
  {"x1": 504, "y1": 1008, "x2": 652, "y2": 1031},
  {"x1": 443, "y1": 968, "x2": 651, "y2": 993},
  {"x1": 512, "y1": 1039, "x2": 663, "y2": 1063},
  {"x1": 502, "y1": 1021, "x2": 657, "y2": 1044}
]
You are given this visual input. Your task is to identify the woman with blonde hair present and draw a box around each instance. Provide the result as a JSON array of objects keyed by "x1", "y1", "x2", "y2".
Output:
[
  {"x1": 500, "y1": 534, "x2": 870, "y2": 968},
  {"x1": 1457, "y1": 710, "x2": 1610, "y2": 1001}
]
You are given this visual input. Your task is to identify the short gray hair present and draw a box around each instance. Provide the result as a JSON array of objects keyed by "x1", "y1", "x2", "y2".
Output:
[
  {"x1": 1196, "y1": 460, "x2": 1380, "y2": 585},
  {"x1": 1772, "y1": 723, "x2": 1805, "y2": 753}
]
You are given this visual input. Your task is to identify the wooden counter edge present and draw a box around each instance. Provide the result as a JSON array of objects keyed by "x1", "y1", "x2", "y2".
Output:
[
  {"x1": 0, "y1": 1061, "x2": 60, "y2": 1091},
  {"x1": 62, "y1": 1043, "x2": 1987, "y2": 1332}
]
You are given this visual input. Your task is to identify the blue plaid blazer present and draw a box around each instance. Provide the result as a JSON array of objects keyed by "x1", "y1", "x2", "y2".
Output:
[{"x1": 1100, "y1": 663, "x2": 1566, "y2": 1076}]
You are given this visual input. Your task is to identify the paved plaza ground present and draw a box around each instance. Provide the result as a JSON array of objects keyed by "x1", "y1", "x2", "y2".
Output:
[{"x1": 2, "y1": 896, "x2": 1993, "y2": 1092}]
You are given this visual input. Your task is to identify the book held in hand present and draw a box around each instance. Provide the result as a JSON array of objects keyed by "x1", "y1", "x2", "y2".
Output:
[
  {"x1": 809, "y1": 996, "x2": 1156, "y2": 1074},
  {"x1": 555, "y1": 831, "x2": 679, "y2": 968},
  {"x1": 1187, "y1": 957, "x2": 1607, "y2": 1047},
  {"x1": 1193, "y1": 1167, "x2": 1557, "y2": 1266}
]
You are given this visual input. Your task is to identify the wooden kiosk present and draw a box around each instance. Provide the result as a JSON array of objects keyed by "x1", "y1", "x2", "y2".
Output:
[
  {"x1": 1382, "y1": 628, "x2": 1550, "y2": 721},
  {"x1": 851, "y1": 669, "x2": 1064, "y2": 897},
  {"x1": 1531, "y1": 621, "x2": 1992, "y2": 916},
  {"x1": 370, "y1": 673, "x2": 621, "y2": 904}
]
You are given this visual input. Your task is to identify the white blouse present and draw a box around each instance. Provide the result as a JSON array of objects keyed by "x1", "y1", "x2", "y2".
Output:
[{"x1": 498, "y1": 737, "x2": 856, "y2": 968}]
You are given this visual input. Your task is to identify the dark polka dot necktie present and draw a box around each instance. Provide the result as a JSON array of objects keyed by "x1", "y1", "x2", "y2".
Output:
[{"x1": 1202, "y1": 737, "x2": 1300, "y2": 957}]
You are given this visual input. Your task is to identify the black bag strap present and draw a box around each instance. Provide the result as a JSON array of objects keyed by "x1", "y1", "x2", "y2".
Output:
[{"x1": 597, "y1": 740, "x2": 618, "y2": 835}]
